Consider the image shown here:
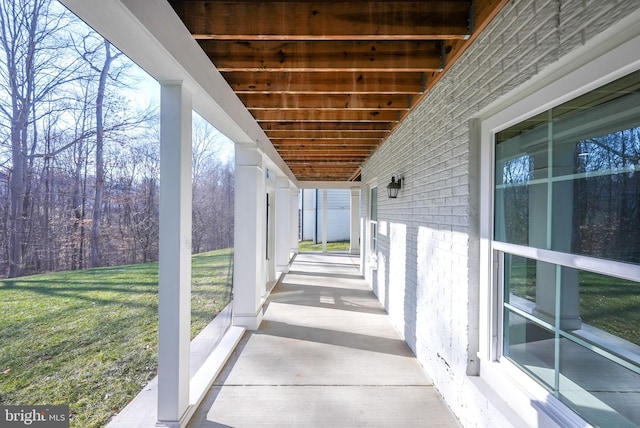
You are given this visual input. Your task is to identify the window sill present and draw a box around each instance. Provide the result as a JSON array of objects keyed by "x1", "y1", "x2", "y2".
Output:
[{"x1": 475, "y1": 358, "x2": 590, "y2": 428}]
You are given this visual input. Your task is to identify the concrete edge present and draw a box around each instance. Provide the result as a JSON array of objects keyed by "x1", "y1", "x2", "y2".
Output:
[
  {"x1": 107, "y1": 324, "x2": 245, "y2": 428},
  {"x1": 185, "y1": 326, "x2": 246, "y2": 423}
]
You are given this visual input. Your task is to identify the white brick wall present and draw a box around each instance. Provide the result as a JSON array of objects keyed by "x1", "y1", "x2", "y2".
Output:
[{"x1": 360, "y1": 0, "x2": 640, "y2": 426}]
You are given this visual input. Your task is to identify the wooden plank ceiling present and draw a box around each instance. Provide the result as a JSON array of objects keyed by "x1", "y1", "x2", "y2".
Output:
[{"x1": 168, "y1": 1, "x2": 507, "y2": 182}]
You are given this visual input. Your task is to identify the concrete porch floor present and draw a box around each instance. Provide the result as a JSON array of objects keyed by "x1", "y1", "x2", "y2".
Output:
[{"x1": 187, "y1": 252, "x2": 460, "y2": 427}]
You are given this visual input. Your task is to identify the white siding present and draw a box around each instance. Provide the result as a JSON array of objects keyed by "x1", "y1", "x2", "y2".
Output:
[{"x1": 300, "y1": 189, "x2": 351, "y2": 242}]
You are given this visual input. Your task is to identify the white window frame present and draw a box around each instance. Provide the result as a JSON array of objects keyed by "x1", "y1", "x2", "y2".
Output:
[
  {"x1": 477, "y1": 23, "x2": 640, "y2": 426},
  {"x1": 369, "y1": 184, "x2": 378, "y2": 265}
]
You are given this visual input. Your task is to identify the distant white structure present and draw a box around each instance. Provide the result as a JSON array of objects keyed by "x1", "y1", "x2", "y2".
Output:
[{"x1": 299, "y1": 189, "x2": 350, "y2": 243}]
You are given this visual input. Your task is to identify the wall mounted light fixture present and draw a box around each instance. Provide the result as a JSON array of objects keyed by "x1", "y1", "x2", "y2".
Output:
[{"x1": 386, "y1": 176, "x2": 402, "y2": 198}]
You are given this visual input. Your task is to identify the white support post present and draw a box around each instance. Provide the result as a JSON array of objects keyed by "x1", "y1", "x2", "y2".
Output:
[
  {"x1": 289, "y1": 185, "x2": 299, "y2": 256},
  {"x1": 350, "y1": 188, "x2": 360, "y2": 255},
  {"x1": 533, "y1": 143, "x2": 581, "y2": 330},
  {"x1": 322, "y1": 189, "x2": 328, "y2": 253},
  {"x1": 233, "y1": 143, "x2": 265, "y2": 330},
  {"x1": 265, "y1": 186, "x2": 275, "y2": 288},
  {"x1": 157, "y1": 82, "x2": 192, "y2": 427},
  {"x1": 275, "y1": 178, "x2": 291, "y2": 274}
]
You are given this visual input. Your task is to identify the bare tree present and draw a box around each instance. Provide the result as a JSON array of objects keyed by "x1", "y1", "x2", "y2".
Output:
[
  {"x1": 0, "y1": 0, "x2": 81, "y2": 277},
  {"x1": 191, "y1": 115, "x2": 234, "y2": 253},
  {"x1": 0, "y1": 1, "x2": 235, "y2": 277},
  {"x1": 84, "y1": 39, "x2": 121, "y2": 267}
]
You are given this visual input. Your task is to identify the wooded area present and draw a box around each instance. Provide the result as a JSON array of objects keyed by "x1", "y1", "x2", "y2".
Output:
[
  {"x1": 497, "y1": 128, "x2": 640, "y2": 265},
  {"x1": 0, "y1": 0, "x2": 234, "y2": 278}
]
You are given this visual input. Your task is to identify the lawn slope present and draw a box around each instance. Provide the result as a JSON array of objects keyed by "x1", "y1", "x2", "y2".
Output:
[{"x1": 0, "y1": 249, "x2": 233, "y2": 428}]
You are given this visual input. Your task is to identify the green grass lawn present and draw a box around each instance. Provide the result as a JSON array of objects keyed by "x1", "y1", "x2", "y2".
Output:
[
  {"x1": 298, "y1": 240, "x2": 350, "y2": 252},
  {"x1": 0, "y1": 249, "x2": 233, "y2": 428},
  {"x1": 578, "y1": 271, "x2": 640, "y2": 347},
  {"x1": 506, "y1": 256, "x2": 640, "y2": 346}
]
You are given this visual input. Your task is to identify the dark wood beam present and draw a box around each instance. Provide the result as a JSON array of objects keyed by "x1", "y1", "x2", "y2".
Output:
[
  {"x1": 290, "y1": 166, "x2": 360, "y2": 181},
  {"x1": 273, "y1": 138, "x2": 380, "y2": 149},
  {"x1": 260, "y1": 122, "x2": 392, "y2": 131},
  {"x1": 266, "y1": 130, "x2": 389, "y2": 139},
  {"x1": 167, "y1": 0, "x2": 508, "y2": 183},
  {"x1": 281, "y1": 154, "x2": 371, "y2": 161},
  {"x1": 399, "y1": 0, "x2": 512, "y2": 124},
  {"x1": 200, "y1": 40, "x2": 443, "y2": 72},
  {"x1": 222, "y1": 71, "x2": 426, "y2": 94},
  {"x1": 239, "y1": 93, "x2": 412, "y2": 110},
  {"x1": 171, "y1": 1, "x2": 472, "y2": 40},
  {"x1": 253, "y1": 109, "x2": 399, "y2": 122}
]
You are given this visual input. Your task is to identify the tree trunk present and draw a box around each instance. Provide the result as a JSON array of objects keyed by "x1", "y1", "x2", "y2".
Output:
[
  {"x1": 90, "y1": 40, "x2": 115, "y2": 268},
  {"x1": 8, "y1": 123, "x2": 27, "y2": 277},
  {"x1": 1, "y1": 0, "x2": 77, "y2": 276}
]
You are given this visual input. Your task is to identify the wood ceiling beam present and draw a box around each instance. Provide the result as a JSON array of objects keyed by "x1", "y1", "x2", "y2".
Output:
[
  {"x1": 266, "y1": 130, "x2": 389, "y2": 139},
  {"x1": 275, "y1": 147, "x2": 379, "y2": 153},
  {"x1": 168, "y1": 0, "x2": 507, "y2": 183},
  {"x1": 399, "y1": 0, "x2": 512, "y2": 125},
  {"x1": 252, "y1": 110, "x2": 398, "y2": 123},
  {"x1": 276, "y1": 151, "x2": 377, "y2": 156},
  {"x1": 280, "y1": 151, "x2": 372, "y2": 156},
  {"x1": 287, "y1": 161, "x2": 363, "y2": 166},
  {"x1": 261, "y1": 122, "x2": 391, "y2": 131},
  {"x1": 280, "y1": 151, "x2": 371, "y2": 159},
  {"x1": 171, "y1": 1, "x2": 471, "y2": 40},
  {"x1": 253, "y1": 110, "x2": 399, "y2": 122},
  {"x1": 292, "y1": 166, "x2": 357, "y2": 170},
  {"x1": 222, "y1": 71, "x2": 425, "y2": 94},
  {"x1": 272, "y1": 138, "x2": 379, "y2": 146},
  {"x1": 200, "y1": 40, "x2": 444, "y2": 72},
  {"x1": 253, "y1": 112, "x2": 404, "y2": 123},
  {"x1": 292, "y1": 168, "x2": 359, "y2": 179},
  {"x1": 238, "y1": 94, "x2": 412, "y2": 110},
  {"x1": 286, "y1": 162, "x2": 367, "y2": 168},
  {"x1": 295, "y1": 175, "x2": 356, "y2": 181},
  {"x1": 294, "y1": 170, "x2": 357, "y2": 174},
  {"x1": 292, "y1": 165, "x2": 358, "y2": 169},
  {"x1": 294, "y1": 165, "x2": 357, "y2": 170},
  {"x1": 277, "y1": 151, "x2": 376, "y2": 158}
]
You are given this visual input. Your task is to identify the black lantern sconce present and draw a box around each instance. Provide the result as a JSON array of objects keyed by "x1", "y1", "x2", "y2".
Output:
[{"x1": 386, "y1": 175, "x2": 402, "y2": 199}]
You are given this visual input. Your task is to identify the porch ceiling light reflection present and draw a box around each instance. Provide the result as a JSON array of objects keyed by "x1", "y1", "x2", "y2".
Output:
[{"x1": 387, "y1": 176, "x2": 402, "y2": 198}]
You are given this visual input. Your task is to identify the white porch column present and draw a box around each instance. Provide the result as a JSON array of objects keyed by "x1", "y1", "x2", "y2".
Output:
[
  {"x1": 322, "y1": 189, "x2": 328, "y2": 253},
  {"x1": 233, "y1": 143, "x2": 265, "y2": 330},
  {"x1": 533, "y1": 143, "x2": 581, "y2": 330},
  {"x1": 275, "y1": 178, "x2": 291, "y2": 273},
  {"x1": 157, "y1": 82, "x2": 192, "y2": 427},
  {"x1": 289, "y1": 186, "x2": 299, "y2": 255},
  {"x1": 265, "y1": 186, "x2": 275, "y2": 288},
  {"x1": 350, "y1": 188, "x2": 360, "y2": 255}
]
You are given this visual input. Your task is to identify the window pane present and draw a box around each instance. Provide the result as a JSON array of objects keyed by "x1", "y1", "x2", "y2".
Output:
[
  {"x1": 551, "y1": 164, "x2": 640, "y2": 264},
  {"x1": 503, "y1": 258, "x2": 640, "y2": 427},
  {"x1": 495, "y1": 70, "x2": 640, "y2": 428},
  {"x1": 505, "y1": 255, "x2": 537, "y2": 304},
  {"x1": 370, "y1": 187, "x2": 377, "y2": 221},
  {"x1": 494, "y1": 111, "x2": 549, "y2": 248},
  {"x1": 504, "y1": 255, "x2": 557, "y2": 325},
  {"x1": 496, "y1": 69, "x2": 640, "y2": 264},
  {"x1": 575, "y1": 270, "x2": 640, "y2": 348},
  {"x1": 503, "y1": 310, "x2": 556, "y2": 390},
  {"x1": 495, "y1": 110, "x2": 549, "y2": 183},
  {"x1": 495, "y1": 183, "x2": 547, "y2": 247},
  {"x1": 371, "y1": 223, "x2": 377, "y2": 253},
  {"x1": 558, "y1": 337, "x2": 640, "y2": 427}
]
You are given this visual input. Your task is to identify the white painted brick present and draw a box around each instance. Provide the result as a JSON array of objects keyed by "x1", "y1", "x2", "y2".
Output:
[{"x1": 360, "y1": 0, "x2": 640, "y2": 426}]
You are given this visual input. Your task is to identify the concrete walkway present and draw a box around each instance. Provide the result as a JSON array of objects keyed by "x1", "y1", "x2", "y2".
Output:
[{"x1": 187, "y1": 252, "x2": 460, "y2": 427}]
